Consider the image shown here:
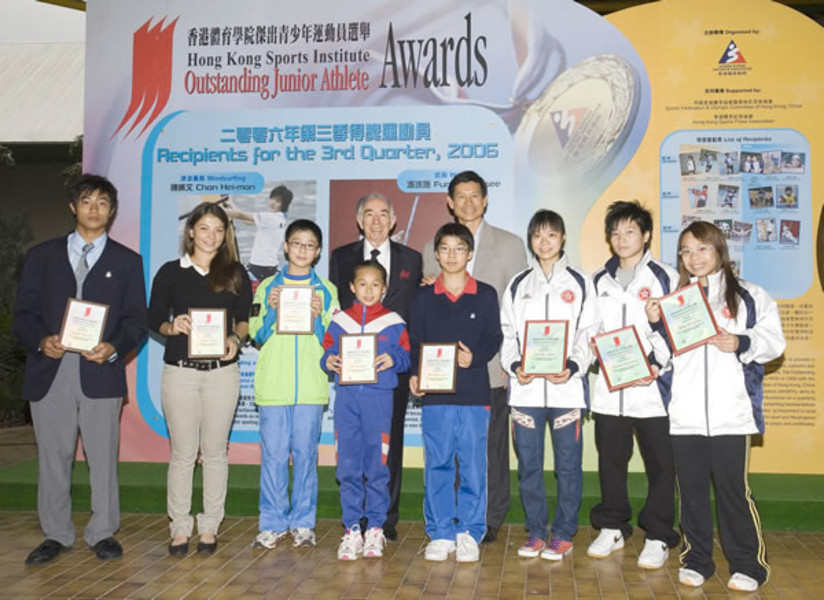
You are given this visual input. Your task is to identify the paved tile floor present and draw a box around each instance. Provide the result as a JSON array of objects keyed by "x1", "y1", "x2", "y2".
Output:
[{"x1": 0, "y1": 511, "x2": 822, "y2": 599}]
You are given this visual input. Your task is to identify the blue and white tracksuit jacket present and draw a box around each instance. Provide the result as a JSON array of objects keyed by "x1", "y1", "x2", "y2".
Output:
[
  {"x1": 321, "y1": 302, "x2": 410, "y2": 530},
  {"x1": 591, "y1": 252, "x2": 678, "y2": 418},
  {"x1": 499, "y1": 254, "x2": 598, "y2": 541},
  {"x1": 649, "y1": 271, "x2": 786, "y2": 436}
]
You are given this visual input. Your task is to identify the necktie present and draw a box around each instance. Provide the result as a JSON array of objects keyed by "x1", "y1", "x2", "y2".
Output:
[
  {"x1": 370, "y1": 248, "x2": 380, "y2": 263},
  {"x1": 75, "y1": 243, "x2": 93, "y2": 299}
]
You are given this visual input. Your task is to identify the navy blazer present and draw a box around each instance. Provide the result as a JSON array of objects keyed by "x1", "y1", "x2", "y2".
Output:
[
  {"x1": 329, "y1": 240, "x2": 422, "y2": 322},
  {"x1": 12, "y1": 234, "x2": 148, "y2": 401}
]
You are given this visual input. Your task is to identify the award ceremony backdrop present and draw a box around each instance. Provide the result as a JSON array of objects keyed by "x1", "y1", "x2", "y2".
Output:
[{"x1": 83, "y1": 0, "x2": 823, "y2": 473}]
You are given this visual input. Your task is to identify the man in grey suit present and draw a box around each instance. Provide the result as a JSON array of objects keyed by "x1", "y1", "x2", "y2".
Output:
[{"x1": 422, "y1": 170, "x2": 528, "y2": 542}]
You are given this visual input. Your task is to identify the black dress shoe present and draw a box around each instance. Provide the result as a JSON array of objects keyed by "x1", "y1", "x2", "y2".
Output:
[
  {"x1": 92, "y1": 537, "x2": 123, "y2": 561},
  {"x1": 382, "y1": 523, "x2": 397, "y2": 541},
  {"x1": 25, "y1": 539, "x2": 69, "y2": 566},
  {"x1": 197, "y1": 539, "x2": 218, "y2": 554},
  {"x1": 168, "y1": 540, "x2": 189, "y2": 556},
  {"x1": 481, "y1": 527, "x2": 498, "y2": 544}
]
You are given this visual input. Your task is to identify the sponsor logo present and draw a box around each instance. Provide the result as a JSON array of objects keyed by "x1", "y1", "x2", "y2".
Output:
[
  {"x1": 719, "y1": 39, "x2": 746, "y2": 64},
  {"x1": 113, "y1": 17, "x2": 179, "y2": 138},
  {"x1": 550, "y1": 107, "x2": 587, "y2": 147}
]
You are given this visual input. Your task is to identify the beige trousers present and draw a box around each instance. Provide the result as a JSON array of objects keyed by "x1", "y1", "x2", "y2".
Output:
[{"x1": 161, "y1": 363, "x2": 240, "y2": 537}]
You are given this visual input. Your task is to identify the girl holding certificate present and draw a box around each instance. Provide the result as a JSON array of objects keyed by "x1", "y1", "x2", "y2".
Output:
[
  {"x1": 148, "y1": 203, "x2": 252, "y2": 556},
  {"x1": 500, "y1": 210, "x2": 599, "y2": 561},
  {"x1": 646, "y1": 221, "x2": 785, "y2": 592}
]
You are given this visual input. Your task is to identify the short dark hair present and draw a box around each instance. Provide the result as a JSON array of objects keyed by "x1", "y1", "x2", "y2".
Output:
[
  {"x1": 434, "y1": 222, "x2": 474, "y2": 253},
  {"x1": 604, "y1": 200, "x2": 653, "y2": 237},
  {"x1": 447, "y1": 170, "x2": 487, "y2": 198},
  {"x1": 269, "y1": 185, "x2": 293, "y2": 211},
  {"x1": 526, "y1": 210, "x2": 565, "y2": 258},
  {"x1": 285, "y1": 219, "x2": 322, "y2": 246},
  {"x1": 351, "y1": 260, "x2": 387, "y2": 285},
  {"x1": 284, "y1": 219, "x2": 322, "y2": 267},
  {"x1": 70, "y1": 174, "x2": 119, "y2": 215}
]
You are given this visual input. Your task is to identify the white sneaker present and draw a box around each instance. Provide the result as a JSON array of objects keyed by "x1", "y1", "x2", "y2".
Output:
[
  {"x1": 586, "y1": 528, "x2": 624, "y2": 558},
  {"x1": 424, "y1": 539, "x2": 456, "y2": 561},
  {"x1": 678, "y1": 568, "x2": 705, "y2": 587},
  {"x1": 362, "y1": 527, "x2": 385, "y2": 558},
  {"x1": 337, "y1": 526, "x2": 363, "y2": 561},
  {"x1": 455, "y1": 532, "x2": 480, "y2": 563},
  {"x1": 292, "y1": 528, "x2": 316, "y2": 547},
  {"x1": 637, "y1": 539, "x2": 668, "y2": 569},
  {"x1": 253, "y1": 530, "x2": 288, "y2": 549},
  {"x1": 728, "y1": 572, "x2": 759, "y2": 592}
]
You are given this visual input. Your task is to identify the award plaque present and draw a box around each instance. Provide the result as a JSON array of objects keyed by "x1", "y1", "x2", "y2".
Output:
[
  {"x1": 417, "y1": 343, "x2": 458, "y2": 393},
  {"x1": 59, "y1": 298, "x2": 109, "y2": 353},
  {"x1": 593, "y1": 326, "x2": 654, "y2": 392},
  {"x1": 521, "y1": 320, "x2": 568, "y2": 376},
  {"x1": 659, "y1": 282, "x2": 719, "y2": 355},
  {"x1": 188, "y1": 308, "x2": 227, "y2": 358},
  {"x1": 277, "y1": 285, "x2": 314, "y2": 334},
  {"x1": 339, "y1": 333, "x2": 378, "y2": 385}
]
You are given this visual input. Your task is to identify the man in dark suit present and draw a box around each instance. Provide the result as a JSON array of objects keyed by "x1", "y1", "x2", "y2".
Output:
[
  {"x1": 329, "y1": 193, "x2": 422, "y2": 540},
  {"x1": 13, "y1": 174, "x2": 147, "y2": 565}
]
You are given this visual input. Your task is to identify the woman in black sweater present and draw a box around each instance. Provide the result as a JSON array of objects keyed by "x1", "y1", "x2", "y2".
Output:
[{"x1": 148, "y1": 203, "x2": 252, "y2": 556}]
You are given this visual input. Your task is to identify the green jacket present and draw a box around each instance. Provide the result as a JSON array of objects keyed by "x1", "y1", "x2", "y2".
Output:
[{"x1": 249, "y1": 268, "x2": 339, "y2": 405}]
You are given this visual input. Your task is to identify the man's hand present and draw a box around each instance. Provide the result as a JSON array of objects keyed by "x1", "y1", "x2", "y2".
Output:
[
  {"x1": 82, "y1": 342, "x2": 116, "y2": 364},
  {"x1": 409, "y1": 375, "x2": 424, "y2": 396},
  {"x1": 420, "y1": 274, "x2": 437, "y2": 286},
  {"x1": 39, "y1": 335, "x2": 66, "y2": 360}
]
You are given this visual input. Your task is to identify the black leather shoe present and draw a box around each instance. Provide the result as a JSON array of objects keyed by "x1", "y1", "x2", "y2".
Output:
[
  {"x1": 197, "y1": 539, "x2": 218, "y2": 555},
  {"x1": 382, "y1": 523, "x2": 397, "y2": 541},
  {"x1": 25, "y1": 539, "x2": 69, "y2": 566},
  {"x1": 168, "y1": 540, "x2": 189, "y2": 556},
  {"x1": 481, "y1": 527, "x2": 498, "y2": 544},
  {"x1": 92, "y1": 537, "x2": 123, "y2": 561}
]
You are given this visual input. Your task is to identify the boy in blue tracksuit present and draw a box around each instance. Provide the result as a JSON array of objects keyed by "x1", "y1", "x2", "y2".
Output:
[
  {"x1": 409, "y1": 223, "x2": 503, "y2": 563},
  {"x1": 321, "y1": 261, "x2": 411, "y2": 561}
]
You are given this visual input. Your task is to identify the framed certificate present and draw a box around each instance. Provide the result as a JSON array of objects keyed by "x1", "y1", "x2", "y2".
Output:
[
  {"x1": 592, "y1": 326, "x2": 654, "y2": 392},
  {"x1": 188, "y1": 308, "x2": 227, "y2": 358},
  {"x1": 521, "y1": 320, "x2": 568, "y2": 376},
  {"x1": 277, "y1": 286, "x2": 314, "y2": 334},
  {"x1": 59, "y1": 298, "x2": 109, "y2": 353},
  {"x1": 659, "y1": 282, "x2": 719, "y2": 355},
  {"x1": 339, "y1": 334, "x2": 378, "y2": 385},
  {"x1": 417, "y1": 343, "x2": 458, "y2": 393}
]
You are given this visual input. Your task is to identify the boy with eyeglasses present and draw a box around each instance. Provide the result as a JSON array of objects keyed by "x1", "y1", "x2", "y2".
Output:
[
  {"x1": 249, "y1": 219, "x2": 339, "y2": 550},
  {"x1": 409, "y1": 223, "x2": 503, "y2": 563}
]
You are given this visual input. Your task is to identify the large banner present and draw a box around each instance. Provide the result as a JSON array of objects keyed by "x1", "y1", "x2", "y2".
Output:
[{"x1": 85, "y1": 0, "x2": 823, "y2": 473}]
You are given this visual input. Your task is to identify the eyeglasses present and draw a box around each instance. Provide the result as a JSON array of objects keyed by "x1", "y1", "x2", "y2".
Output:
[
  {"x1": 288, "y1": 241, "x2": 318, "y2": 252},
  {"x1": 437, "y1": 245, "x2": 469, "y2": 256},
  {"x1": 678, "y1": 245, "x2": 714, "y2": 257}
]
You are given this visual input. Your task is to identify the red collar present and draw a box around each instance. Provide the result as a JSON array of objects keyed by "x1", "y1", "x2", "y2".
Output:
[
  {"x1": 434, "y1": 273, "x2": 477, "y2": 303},
  {"x1": 344, "y1": 301, "x2": 391, "y2": 323}
]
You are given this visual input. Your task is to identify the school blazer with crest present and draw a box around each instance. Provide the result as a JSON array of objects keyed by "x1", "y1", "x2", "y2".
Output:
[{"x1": 12, "y1": 234, "x2": 148, "y2": 401}]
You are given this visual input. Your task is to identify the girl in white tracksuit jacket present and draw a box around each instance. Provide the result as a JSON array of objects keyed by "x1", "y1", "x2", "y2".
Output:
[
  {"x1": 500, "y1": 210, "x2": 599, "y2": 560},
  {"x1": 646, "y1": 221, "x2": 785, "y2": 592}
]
